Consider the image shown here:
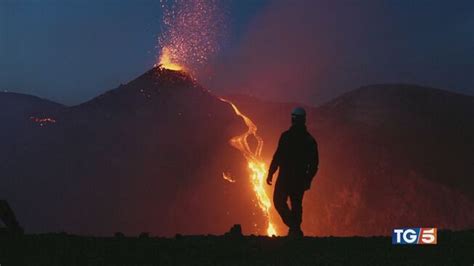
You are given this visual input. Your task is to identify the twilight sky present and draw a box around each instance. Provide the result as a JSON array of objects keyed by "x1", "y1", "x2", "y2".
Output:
[{"x1": 1, "y1": 0, "x2": 473, "y2": 105}]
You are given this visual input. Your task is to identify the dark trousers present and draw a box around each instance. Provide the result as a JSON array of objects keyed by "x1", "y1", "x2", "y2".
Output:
[{"x1": 273, "y1": 181, "x2": 305, "y2": 231}]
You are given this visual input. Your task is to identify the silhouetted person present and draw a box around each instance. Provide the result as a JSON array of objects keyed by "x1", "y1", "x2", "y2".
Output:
[
  {"x1": 0, "y1": 199, "x2": 23, "y2": 234},
  {"x1": 266, "y1": 107, "x2": 318, "y2": 237}
]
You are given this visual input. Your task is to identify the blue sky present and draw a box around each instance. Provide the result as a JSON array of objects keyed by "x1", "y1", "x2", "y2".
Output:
[
  {"x1": 1, "y1": 0, "x2": 473, "y2": 105},
  {"x1": 0, "y1": 0, "x2": 267, "y2": 104}
]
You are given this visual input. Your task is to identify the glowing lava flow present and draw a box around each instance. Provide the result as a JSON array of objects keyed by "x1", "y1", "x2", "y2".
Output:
[
  {"x1": 219, "y1": 98, "x2": 277, "y2": 236},
  {"x1": 156, "y1": 54, "x2": 276, "y2": 235}
]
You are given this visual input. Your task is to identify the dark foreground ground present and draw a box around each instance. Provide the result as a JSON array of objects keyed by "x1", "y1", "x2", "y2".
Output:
[{"x1": 0, "y1": 230, "x2": 473, "y2": 266}]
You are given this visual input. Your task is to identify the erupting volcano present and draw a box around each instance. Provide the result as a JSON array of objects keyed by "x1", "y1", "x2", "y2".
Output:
[
  {"x1": 156, "y1": 46, "x2": 277, "y2": 236},
  {"x1": 155, "y1": 0, "x2": 277, "y2": 236},
  {"x1": 3, "y1": 6, "x2": 474, "y2": 266}
]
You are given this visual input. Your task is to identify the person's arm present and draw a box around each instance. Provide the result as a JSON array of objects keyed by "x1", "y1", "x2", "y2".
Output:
[
  {"x1": 305, "y1": 138, "x2": 319, "y2": 189},
  {"x1": 267, "y1": 134, "x2": 285, "y2": 185}
]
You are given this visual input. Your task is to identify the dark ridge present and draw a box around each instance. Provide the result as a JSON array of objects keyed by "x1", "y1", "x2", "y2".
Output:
[
  {"x1": 0, "y1": 91, "x2": 64, "y2": 113},
  {"x1": 322, "y1": 83, "x2": 474, "y2": 111}
]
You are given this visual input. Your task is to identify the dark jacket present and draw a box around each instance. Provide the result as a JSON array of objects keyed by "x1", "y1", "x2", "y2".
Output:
[{"x1": 268, "y1": 124, "x2": 319, "y2": 191}]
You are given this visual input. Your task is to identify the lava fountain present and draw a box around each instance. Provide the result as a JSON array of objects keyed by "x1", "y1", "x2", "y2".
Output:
[
  {"x1": 219, "y1": 98, "x2": 277, "y2": 236},
  {"x1": 157, "y1": 47, "x2": 183, "y2": 71},
  {"x1": 156, "y1": 0, "x2": 224, "y2": 73}
]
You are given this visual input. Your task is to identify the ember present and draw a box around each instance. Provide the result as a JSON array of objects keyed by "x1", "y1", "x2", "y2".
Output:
[
  {"x1": 30, "y1": 116, "x2": 56, "y2": 126},
  {"x1": 156, "y1": 0, "x2": 224, "y2": 73},
  {"x1": 222, "y1": 172, "x2": 236, "y2": 183}
]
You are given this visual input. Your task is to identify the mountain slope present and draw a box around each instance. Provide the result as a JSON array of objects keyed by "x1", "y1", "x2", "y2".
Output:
[
  {"x1": 0, "y1": 92, "x2": 64, "y2": 164},
  {"x1": 320, "y1": 84, "x2": 474, "y2": 197},
  {"x1": 1, "y1": 78, "x2": 473, "y2": 236},
  {"x1": 0, "y1": 68, "x2": 261, "y2": 236}
]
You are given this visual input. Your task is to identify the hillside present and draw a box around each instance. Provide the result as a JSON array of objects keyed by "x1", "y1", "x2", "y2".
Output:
[
  {"x1": 0, "y1": 68, "x2": 258, "y2": 236},
  {"x1": 0, "y1": 92, "x2": 64, "y2": 165},
  {"x1": 228, "y1": 84, "x2": 474, "y2": 236},
  {"x1": 1, "y1": 76, "x2": 473, "y2": 236}
]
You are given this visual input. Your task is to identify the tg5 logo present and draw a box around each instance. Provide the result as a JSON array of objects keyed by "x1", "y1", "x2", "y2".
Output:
[{"x1": 392, "y1": 228, "x2": 437, "y2": 245}]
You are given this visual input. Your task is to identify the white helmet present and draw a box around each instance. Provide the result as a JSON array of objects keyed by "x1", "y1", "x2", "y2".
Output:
[{"x1": 291, "y1": 107, "x2": 306, "y2": 117}]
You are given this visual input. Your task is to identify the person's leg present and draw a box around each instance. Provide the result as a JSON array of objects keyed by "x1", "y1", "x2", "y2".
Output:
[
  {"x1": 273, "y1": 181, "x2": 292, "y2": 228},
  {"x1": 289, "y1": 190, "x2": 304, "y2": 233}
]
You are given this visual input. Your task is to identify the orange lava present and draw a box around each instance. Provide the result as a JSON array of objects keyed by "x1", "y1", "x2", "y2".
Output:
[
  {"x1": 157, "y1": 47, "x2": 183, "y2": 71},
  {"x1": 219, "y1": 98, "x2": 277, "y2": 236},
  {"x1": 222, "y1": 172, "x2": 236, "y2": 183}
]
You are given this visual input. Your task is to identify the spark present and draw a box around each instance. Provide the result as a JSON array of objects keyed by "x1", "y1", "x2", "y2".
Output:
[
  {"x1": 157, "y1": 0, "x2": 225, "y2": 73},
  {"x1": 222, "y1": 172, "x2": 236, "y2": 183}
]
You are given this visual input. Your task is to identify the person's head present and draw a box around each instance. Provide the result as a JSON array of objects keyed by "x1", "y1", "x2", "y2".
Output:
[{"x1": 291, "y1": 107, "x2": 306, "y2": 126}]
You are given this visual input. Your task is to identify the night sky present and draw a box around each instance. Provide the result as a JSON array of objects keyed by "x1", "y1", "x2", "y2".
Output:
[{"x1": 1, "y1": 0, "x2": 473, "y2": 105}]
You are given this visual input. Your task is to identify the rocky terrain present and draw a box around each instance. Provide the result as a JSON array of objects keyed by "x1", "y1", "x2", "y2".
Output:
[{"x1": 0, "y1": 229, "x2": 472, "y2": 265}]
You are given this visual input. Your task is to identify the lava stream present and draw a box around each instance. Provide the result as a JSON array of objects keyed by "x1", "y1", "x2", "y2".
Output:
[{"x1": 219, "y1": 98, "x2": 277, "y2": 236}]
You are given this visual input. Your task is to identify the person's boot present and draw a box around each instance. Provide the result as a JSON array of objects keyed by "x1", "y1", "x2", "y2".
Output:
[
  {"x1": 287, "y1": 227, "x2": 304, "y2": 239},
  {"x1": 287, "y1": 227, "x2": 304, "y2": 238},
  {"x1": 294, "y1": 228, "x2": 304, "y2": 238}
]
